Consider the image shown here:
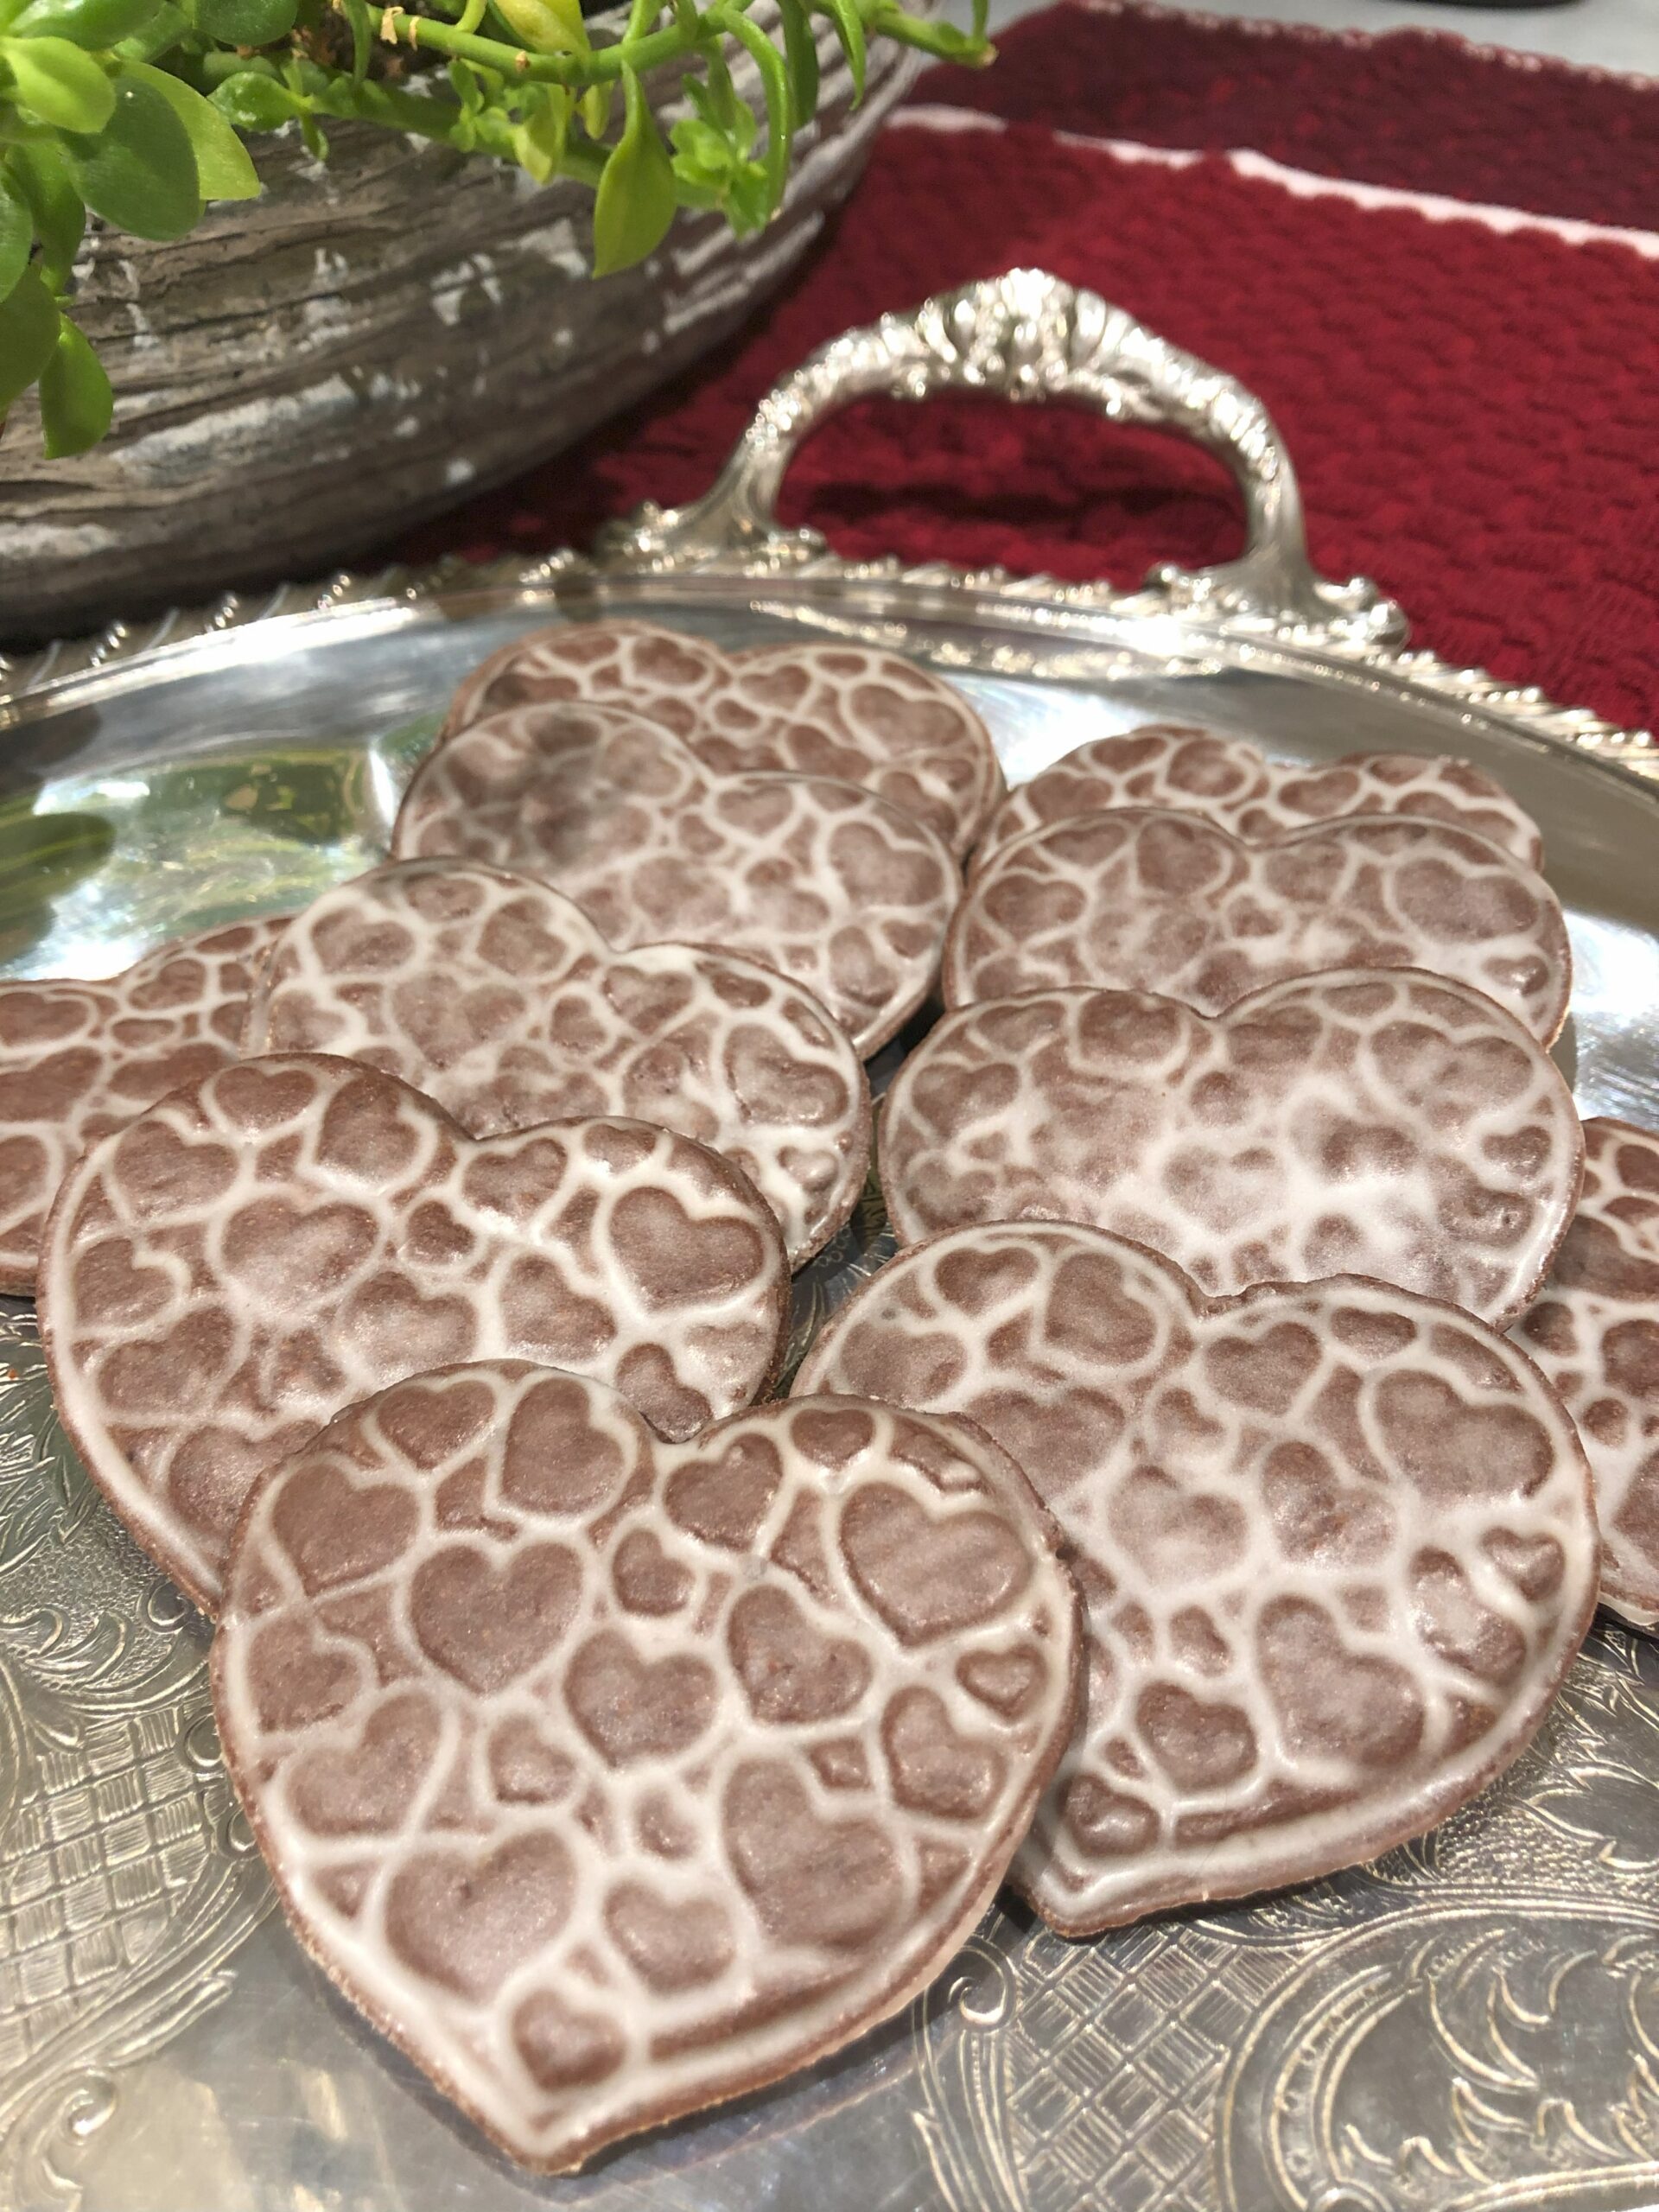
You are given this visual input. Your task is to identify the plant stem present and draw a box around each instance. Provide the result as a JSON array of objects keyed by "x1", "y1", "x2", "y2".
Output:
[
  {"x1": 381, "y1": 5, "x2": 707, "y2": 82},
  {"x1": 860, "y1": 0, "x2": 993, "y2": 60}
]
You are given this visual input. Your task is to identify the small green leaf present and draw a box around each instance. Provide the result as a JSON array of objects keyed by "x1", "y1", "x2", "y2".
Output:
[
  {"x1": 191, "y1": 0, "x2": 295, "y2": 41},
  {"x1": 590, "y1": 64, "x2": 674, "y2": 277},
  {"x1": 126, "y1": 60, "x2": 258, "y2": 197},
  {"x1": 38, "y1": 311, "x2": 111, "y2": 452},
  {"x1": 10, "y1": 0, "x2": 160, "y2": 47},
  {"x1": 818, "y1": 0, "x2": 864, "y2": 102},
  {"x1": 722, "y1": 157, "x2": 767, "y2": 232},
  {"x1": 578, "y1": 80, "x2": 607, "y2": 140},
  {"x1": 0, "y1": 166, "x2": 31, "y2": 302},
  {"x1": 0, "y1": 263, "x2": 60, "y2": 411},
  {"x1": 208, "y1": 63, "x2": 296, "y2": 130},
  {"x1": 669, "y1": 114, "x2": 724, "y2": 179},
  {"x1": 777, "y1": 0, "x2": 817, "y2": 126},
  {"x1": 60, "y1": 73, "x2": 200, "y2": 238},
  {"x1": 3, "y1": 34, "x2": 115, "y2": 130},
  {"x1": 11, "y1": 139, "x2": 84, "y2": 285},
  {"x1": 511, "y1": 87, "x2": 565, "y2": 184},
  {"x1": 719, "y1": 4, "x2": 790, "y2": 214}
]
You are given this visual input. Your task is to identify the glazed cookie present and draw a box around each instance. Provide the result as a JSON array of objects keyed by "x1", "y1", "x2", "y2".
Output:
[
  {"x1": 1514, "y1": 1116, "x2": 1659, "y2": 1628},
  {"x1": 245, "y1": 861, "x2": 871, "y2": 1268},
  {"x1": 944, "y1": 809, "x2": 1571, "y2": 1044},
  {"x1": 393, "y1": 703, "x2": 959, "y2": 1058},
  {"x1": 40, "y1": 1057, "x2": 790, "y2": 1611},
  {"x1": 212, "y1": 1366, "x2": 1079, "y2": 2171},
  {"x1": 794, "y1": 1222, "x2": 1599, "y2": 1936},
  {"x1": 973, "y1": 728, "x2": 1543, "y2": 872},
  {"x1": 442, "y1": 618, "x2": 1001, "y2": 858},
  {"x1": 0, "y1": 915, "x2": 289, "y2": 1294},
  {"x1": 880, "y1": 970, "x2": 1582, "y2": 1325}
]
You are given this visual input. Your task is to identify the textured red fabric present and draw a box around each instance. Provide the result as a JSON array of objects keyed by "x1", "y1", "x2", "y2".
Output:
[
  {"x1": 395, "y1": 10, "x2": 1659, "y2": 739},
  {"x1": 913, "y1": 1, "x2": 1659, "y2": 229}
]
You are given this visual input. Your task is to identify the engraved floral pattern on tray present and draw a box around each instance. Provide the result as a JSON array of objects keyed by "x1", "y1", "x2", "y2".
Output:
[
  {"x1": 0, "y1": 1308, "x2": 273, "y2": 2211},
  {"x1": 914, "y1": 1623, "x2": 1659, "y2": 2212}
]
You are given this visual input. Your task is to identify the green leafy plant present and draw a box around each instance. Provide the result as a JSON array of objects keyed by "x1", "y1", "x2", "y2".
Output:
[{"x1": 0, "y1": 0, "x2": 988, "y2": 453}]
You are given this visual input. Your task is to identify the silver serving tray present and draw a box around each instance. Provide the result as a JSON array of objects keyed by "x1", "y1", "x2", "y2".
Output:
[{"x1": 3, "y1": 270, "x2": 1657, "y2": 2212}]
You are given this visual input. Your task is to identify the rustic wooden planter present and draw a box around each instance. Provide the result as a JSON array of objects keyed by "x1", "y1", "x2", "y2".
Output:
[{"x1": 0, "y1": 15, "x2": 919, "y2": 643}]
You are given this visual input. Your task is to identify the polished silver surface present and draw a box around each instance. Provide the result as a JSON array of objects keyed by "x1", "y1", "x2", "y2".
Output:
[{"x1": 1, "y1": 271, "x2": 1656, "y2": 2212}]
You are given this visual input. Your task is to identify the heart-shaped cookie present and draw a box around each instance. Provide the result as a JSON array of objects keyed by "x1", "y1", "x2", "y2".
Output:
[
  {"x1": 393, "y1": 702, "x2": 960, "y2": 1058},
  {"x1": 794, "y1": 1221, "x2": 1598, "y2": 1936},
  {"x1": 972, "y1": 728, "x2": 1543, "y2": 872},
  {"x1": 212, "y1": 1365, "x2": 1078, "y2": 2170},
  {"x1": 442, "y1": 619, "x2": 1002, "y2": 858},
  {"x1": 1514, "y1": 1116, "x2": 1659, "y2": 1627},
  {"x1": 880, "y1": 969, "x2": 1582, "y2": 1325},
  {"x1": 40, "y1": 1056, "x2": 790, "y2": 1611},
  {"x1": 244, "y1": 861, "x2": 871, "y2": 1268},
  {"x1": 0, "y1": 915, "x2": 289, "y2": 1294},
  {"x1": 944, "y1": 809, "x2": 1571, "y2": 1044}
]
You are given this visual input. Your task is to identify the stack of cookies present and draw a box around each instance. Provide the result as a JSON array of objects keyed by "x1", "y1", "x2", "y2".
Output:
[{"x1": 4, "y1": 622, "x2": 1651, "y2": 2173}]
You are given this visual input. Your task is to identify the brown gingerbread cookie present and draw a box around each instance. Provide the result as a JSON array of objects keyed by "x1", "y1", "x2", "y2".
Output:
[
  {"x1": 944, "y1": 809, "x2": 1571, "y2": 1044},
  {"x1": 795, "y1": 1222, "x2": 1598, "y2": 1936},
  {"x1": 245, "y1": 861, "x2": 872, "y2": 1268},
  {"x1": 880, "y1": 970, "x2": 1582, "y2": 1325},
  {"x1": 212, "y1": 1366, "x2": 1079, "y2": 2171},
  {"x1": 973, "y1": 728, "x2": 1543, "y2": 872},
  {"x1": 40, "y1": 1057, "x2": 790, "y2": 1611},
  {"x1": 1514, "y1": 1116, "x2": 1659, "y2": 1628},
  {"x1": 393, "y1": 703, "x2": 959, "y2": 1058},
  {"x1": 0, "y1": 915, "x2": 288, "y2": 1294},
  {"x1": 442, "y1": 619, "x2": 1001, "y2": 858}
]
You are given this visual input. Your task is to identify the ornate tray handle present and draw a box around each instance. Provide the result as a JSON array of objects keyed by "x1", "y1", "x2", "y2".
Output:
[{"x1": 598, "y1": 267, "x2": 1408, "y2": 650}]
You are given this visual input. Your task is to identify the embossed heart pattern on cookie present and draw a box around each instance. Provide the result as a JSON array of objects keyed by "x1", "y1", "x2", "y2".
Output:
[
  {"x1": 440, "y1": 617, "x2": 1004, "y2": 860},
  {"x1": 971, "y1": 727, "x2": 1545, "y2": 873},
  {"x1": 0, "y1": 915, "x2": 289, "y2": 1294},
  {"x1": 880, "y1": 969, "x2": 1583, "y2": 1326},
  {"x1": 394, "y1": 701, "x2": 961, "y2": 1059},
  {"x1": 39, "y1": 1057, "x2": 791, "y2": 1612},
  {"x1": 243, "y1": 860, "x2": 871, "y2": 1268},
  {"x1": 795, "y1": 1221, "x2": 1599, "y2": 1936},
  {"x1": 1515, "y1": 1117, "x2": 1659, "y2": 1629},
  {"x1": 945, "y1": 808, "x2": 1572, "y2": 1045},
  {"x1": 211, "y1": 1369, "x2": 1079, "y2": 2172}
]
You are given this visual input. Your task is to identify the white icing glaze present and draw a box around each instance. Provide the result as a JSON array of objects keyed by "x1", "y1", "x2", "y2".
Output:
[
  {"x1": 1514, "y1": 1115, "x2": 1659, "y2": 1627},
  {"x1": 245, "y1": 861, "x2": 872, "y2": 1268},
  {"x1": 944, "y1": 808, "x2": 1572, "y2": 1044},
  {"x1": 212, "y1": 1368, "x2": 1079, "y2": 2171},
  {"x1": 972, "y1": 727, "x2": 1544, "y2": 872},
  {"x1": 880, "y1": 969, "x2": 1583, "y2": 1325},
  {"x1": 442, "y1": 618, "x2": 1003, "y2": 858},
  {"x1": 39, "y1": 1057, "x2": 790, "y2": 1611},
  {"x1": 0, "y1": 915, "x2": 289, "y2": 1293},
  {"x1": 795, "y1": 1222, "x2": 1599, "y2": 1936},
  {"x1": 394, "y1": 702, "x2": 961, "y2": 1058}
]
